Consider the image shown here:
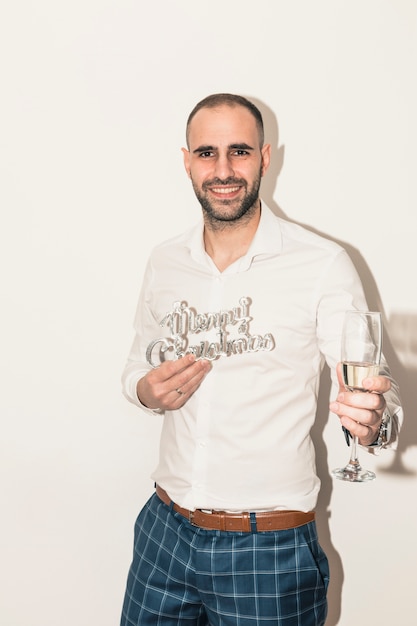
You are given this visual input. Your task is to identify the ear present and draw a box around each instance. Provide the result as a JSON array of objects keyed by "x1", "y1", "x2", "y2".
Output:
[
  {"x1": 181, "y1": 147, "x2": 191, "y2": 178},
  {"x1": 260, "y1": 143, "x2": 271, "y2": 177}
]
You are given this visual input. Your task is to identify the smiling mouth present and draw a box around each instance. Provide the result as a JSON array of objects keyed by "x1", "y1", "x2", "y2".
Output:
[{"x1": 209, "y1": 185, "x2": 241, "y2": 195}]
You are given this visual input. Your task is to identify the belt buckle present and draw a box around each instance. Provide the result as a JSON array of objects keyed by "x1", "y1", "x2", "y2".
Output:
[{"x1": 188, "y1": 508, "x2": 213, "y2": 527}]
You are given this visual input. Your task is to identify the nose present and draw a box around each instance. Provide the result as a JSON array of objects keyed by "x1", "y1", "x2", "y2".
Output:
[{"x1": 214, "y1": 153, "x2": 235, "y2": 180}]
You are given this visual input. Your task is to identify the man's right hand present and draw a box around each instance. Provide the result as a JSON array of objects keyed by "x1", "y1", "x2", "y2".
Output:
[{"x1": 137, "y1": 355, "x2": 212, "y2": 411}]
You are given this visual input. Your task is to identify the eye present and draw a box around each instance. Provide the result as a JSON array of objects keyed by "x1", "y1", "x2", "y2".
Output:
[
  {"x1": 232, "y1": 149, "x2": 250, "y2": 157},
  {"x1": 198, "y1": 151, "x2": 214, "y2": 158}
]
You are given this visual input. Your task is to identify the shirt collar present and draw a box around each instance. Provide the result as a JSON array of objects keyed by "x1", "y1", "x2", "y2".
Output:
[{"x1": 187, "y1": 202, "x2": 283, "y2": 272}]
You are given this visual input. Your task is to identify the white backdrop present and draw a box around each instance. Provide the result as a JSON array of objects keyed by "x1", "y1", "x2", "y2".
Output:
[{"x1": 1, "y1": 2, "x2": 416, "y2": 625}]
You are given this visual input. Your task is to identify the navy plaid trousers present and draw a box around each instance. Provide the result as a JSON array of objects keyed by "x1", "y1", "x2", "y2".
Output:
[{"x1": 120, "y1": 493, "x2": 329, "y2": 625}]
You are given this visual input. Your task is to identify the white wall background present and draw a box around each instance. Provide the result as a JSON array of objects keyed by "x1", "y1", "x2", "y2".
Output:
[{"x1": 1, "y1": 1, "x2": 416, "y2": 625}]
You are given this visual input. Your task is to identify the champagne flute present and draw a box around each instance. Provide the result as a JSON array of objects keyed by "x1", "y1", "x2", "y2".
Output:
[{"x1": 332, "y1": 310, "x2": 382, "y2": 482}]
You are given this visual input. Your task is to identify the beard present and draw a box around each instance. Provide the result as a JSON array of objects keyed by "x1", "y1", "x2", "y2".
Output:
[{"x1": 191, "y1": 169, "x2": 262, "y2": 229}]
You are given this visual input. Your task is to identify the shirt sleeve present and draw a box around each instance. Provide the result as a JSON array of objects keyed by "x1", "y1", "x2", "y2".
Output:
[
  {"x1": 121, "y1": 256, "x2": 165, "y2": 415},
  {"x1": 315, "y1": 248, "x2": 403, "y2": 450}
]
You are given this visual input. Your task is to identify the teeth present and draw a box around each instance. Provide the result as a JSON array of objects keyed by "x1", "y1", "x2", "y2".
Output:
[{"x1": 212, "y1": 186, "x2": 240, "y2": 194}]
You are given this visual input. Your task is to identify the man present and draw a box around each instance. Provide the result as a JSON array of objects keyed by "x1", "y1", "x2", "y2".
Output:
[{"x1": 120, "y1": 94, "x2": 402, "y2": 625}]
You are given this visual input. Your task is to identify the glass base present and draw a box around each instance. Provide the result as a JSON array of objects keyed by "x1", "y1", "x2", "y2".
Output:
[{"x1": 332, "y1": 463, "x2": 376, "y2": 482}]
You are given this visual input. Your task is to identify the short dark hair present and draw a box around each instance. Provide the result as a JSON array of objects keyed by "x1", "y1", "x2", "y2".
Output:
[{"x1": 186, "y1": 93, "x2": 264, "y2": 148}]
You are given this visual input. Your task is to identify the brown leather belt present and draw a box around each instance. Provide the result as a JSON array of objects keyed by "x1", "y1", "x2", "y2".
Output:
[{"x1": 156, "y1": 486, "x2": 315, "y2": 532}]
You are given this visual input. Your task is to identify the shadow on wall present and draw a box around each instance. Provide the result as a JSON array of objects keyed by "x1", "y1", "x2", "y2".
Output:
[
  {"x1": 251, "y1": 95, "x2": 416, "y2": 626},
  {"x1": 378, "y1": 312, "x2": 417, "y2": 475},
  {"x1": 314, "y1": 313, "x2": 416, "y2": 625},
  {"x1": 313, "y1": 312, "x2": 416, "y2": 626}
]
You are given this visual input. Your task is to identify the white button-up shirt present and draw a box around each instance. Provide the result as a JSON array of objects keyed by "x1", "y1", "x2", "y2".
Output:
[{"x1": 122, "y1": 204, "x2": 401, "y2": 512}]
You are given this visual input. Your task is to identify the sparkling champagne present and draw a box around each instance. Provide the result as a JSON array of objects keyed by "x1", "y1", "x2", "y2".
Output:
[
  {"x1": 333, "y1": 311, "x2": 382, "y2": 482},
  {"x1": 342, "y1": 361, "x2": 379, "y2": 391}
]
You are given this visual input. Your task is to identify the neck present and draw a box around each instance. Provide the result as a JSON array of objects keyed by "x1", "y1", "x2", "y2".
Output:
[{"x1": 203, "y1": 201, "x2": 261, "y2": 272}]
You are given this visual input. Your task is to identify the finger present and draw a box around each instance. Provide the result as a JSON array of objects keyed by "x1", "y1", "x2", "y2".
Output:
[
  {"x1": 336, "y1": 362, "x2": 345, "y2": 391},
  {"x1": 171, "y1": 359, "x2": 212, "y2": 397},
  {"x1": 339, "y1": 403, "x2": 381, "y2": 427},
  {"x1": 170, "y1": 386, "x2": 188, "y2": 408},
  {"x1": 340, "y1": 417, "x2": 377, "y2": 446},
  {"x1": 169, "y1": 364, "x2": 212, "y2": 408},
  {"x1": 362, "y1": 374, "x2": 391, "y2": 394},
  {"x1": 156, "y1": 354, "x2": 200, "y2": 384},
  {"x1": 331, "y1": 388, "x2": 385, "y2": 421},
  {"x1": 339, "y1": 389, "x2": 385, "y2": 412},
  {"x1": 330, "y1": 392, "x2": 386, "y2": 436}
]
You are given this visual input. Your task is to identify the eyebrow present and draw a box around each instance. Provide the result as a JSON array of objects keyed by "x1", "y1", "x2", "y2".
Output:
[{"x1": 192, "y1": 142, "x2": 255, "y2": 154}]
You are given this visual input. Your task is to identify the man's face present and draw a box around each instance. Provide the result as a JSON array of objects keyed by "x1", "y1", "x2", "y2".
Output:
[{"x1": 182, "y1": 105, "x2": 271, "y2": 226}]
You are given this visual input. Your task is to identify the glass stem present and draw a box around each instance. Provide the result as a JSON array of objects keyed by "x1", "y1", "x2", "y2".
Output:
[{"x1": 348, "y1": 435, "x2": 361, "y2": 469}]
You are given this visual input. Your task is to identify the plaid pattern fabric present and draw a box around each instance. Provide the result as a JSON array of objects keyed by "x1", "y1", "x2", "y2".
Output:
[{"x1": 120, "y1": 494, "x2": 329, "y2": 625}]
